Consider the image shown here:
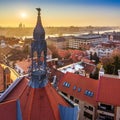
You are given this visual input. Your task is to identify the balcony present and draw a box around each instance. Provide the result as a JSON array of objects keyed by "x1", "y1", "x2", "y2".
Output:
[
  {"x1": 98, "y1": 106, "x2": 114, "y2": 113},
  {"x1": 97, "y1": 113, "x2": 114, "y2": 120}
]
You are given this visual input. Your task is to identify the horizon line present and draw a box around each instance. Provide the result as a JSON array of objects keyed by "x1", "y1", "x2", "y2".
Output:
[{"x1": 0, "y1": 25, "x2": 120, "y2": 28}]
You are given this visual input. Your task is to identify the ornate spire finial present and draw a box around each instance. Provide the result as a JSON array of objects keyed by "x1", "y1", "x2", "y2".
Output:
[
  {"x1": 36, "y1": 8, "x2": 41, "y2": 16},
  {"x1": 33, "y1": 8, "x2": 45, "y2": 41}
]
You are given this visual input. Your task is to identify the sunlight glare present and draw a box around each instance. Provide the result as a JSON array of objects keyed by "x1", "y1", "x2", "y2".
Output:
[{"x1": 20, "y1": 12, "x2": 27, "y2": 19}]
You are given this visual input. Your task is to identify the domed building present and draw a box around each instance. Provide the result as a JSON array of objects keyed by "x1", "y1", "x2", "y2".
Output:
[{"x1": 0, "y1": 8, "x2": 78, "y2": 120}]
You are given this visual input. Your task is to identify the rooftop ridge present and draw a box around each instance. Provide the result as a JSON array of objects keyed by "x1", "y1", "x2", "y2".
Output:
[{"x1": 44, "y1": 84, "x2": 57, "y2": 120}]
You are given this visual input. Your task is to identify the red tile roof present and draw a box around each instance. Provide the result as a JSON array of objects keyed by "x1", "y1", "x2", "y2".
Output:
[
  {"x1": 49, "y1": 68, "x2": 64, "y2": 82},
  {"x1": 96, "y1": 76, "x2": 120, "y2": 106},
  {"x1": 1, "y1": 77, "x2": 69, "y2": 120},
  {"x1": 57, "y1": 49, "x2": 85, "y2": 61},
  {"x1": 70, "y1": 50, "x2": 85, "y2": 62},
  {"x1": 16, "y1": 59, "x2": 31, "y2": 73},
  {"x1": 58, "y1": 49, "x2": 69, "y2": 58},
  {"x1": 81, "y1": 62, "x2": 96, "y2": 74},
  {"x1": 58, "y1": 72, "x2": 98, "y2": 106},
  {"x1": 81, "y1": 58, "x2": 93, "y2": 64},
  {"x1": 0, "y1": 100, "x2": 17, "y2": 120}
]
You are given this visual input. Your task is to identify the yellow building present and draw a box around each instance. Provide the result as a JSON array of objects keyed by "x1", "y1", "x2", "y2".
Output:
[{"x1": 0, "y1": 64, "x2": 19, "y2": 92}]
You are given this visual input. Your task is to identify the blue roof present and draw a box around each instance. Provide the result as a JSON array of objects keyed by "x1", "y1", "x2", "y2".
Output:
[
  {"x1": 17, "y1": 100, "x2": 22, "y2": 120},
  {"x1": 59, "y1": 104, "x2": 79, "y2": 120}
]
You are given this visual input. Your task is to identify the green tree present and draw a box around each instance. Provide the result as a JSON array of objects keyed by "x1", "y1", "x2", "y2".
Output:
[
  {"x1": 90, "y1": 52, "x2": 93, "y2": 60},
  {"x1": 112, "y1": 56, "x2": 120, "y2": 75},
  {"x1": 23, "y1": 45, "x2": 30, "y2": 55},
  {"x1": 92, "y1": 52, "x2": 99, "y2": 64},
  {"x1": 101, "y1": 55, "x2": 120, "y2": 75},
  {"x1": 90, "y1": 68, "x2": 99, "y2": 80}
]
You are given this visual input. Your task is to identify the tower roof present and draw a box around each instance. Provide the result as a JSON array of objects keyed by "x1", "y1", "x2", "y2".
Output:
[
  {"x1": 0, "y1": 77, "x2": 70, "y2": 120},
  {"x1": 0, "y1": 77, "x2": 78, "y2": 120}
]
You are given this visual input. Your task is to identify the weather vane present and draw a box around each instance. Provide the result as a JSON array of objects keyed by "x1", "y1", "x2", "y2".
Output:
[{"x1": 36, "y1": 8, "x2": 41, "y2": 15}]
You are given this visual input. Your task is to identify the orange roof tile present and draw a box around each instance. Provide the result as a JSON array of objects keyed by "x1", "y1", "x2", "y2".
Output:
[
  {"x1": 81, "y1": 62, "x2": 96, "y2": 73},
  {"x1": 1, "y1": 77, "x2": 69, "y2": 120},
  {"x1": 16, "y1": 59, "x2": 31, "y2": 73},
  {"x1": 50, "y1": 68, "x2": 64, "y2": 82},
  {"x1": 81, "y1": 58, "x2": 92, "y2": 63},
  {"x1": 0, "y1": 100, "x2": 17, "y2": 120},
  {"x1": 96, "y1": 77, "x2": 120, "y2": 106},
  {"x1": 58, "y1": 72, "x2": 98, "y2": 106}
]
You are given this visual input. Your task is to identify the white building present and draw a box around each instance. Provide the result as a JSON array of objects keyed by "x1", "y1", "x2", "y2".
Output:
[{"x1": 68, "y1": 34, "x2": 102, "y2": 49}]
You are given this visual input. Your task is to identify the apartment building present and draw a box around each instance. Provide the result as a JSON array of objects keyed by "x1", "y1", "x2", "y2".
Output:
[
  {"x1": 96, "y1": 76, "x2": 120, "y2": 120},
  {"x1": 68, "y1": 34, "x2": 102, "y2": 50},
  {"x1": 58, "y1": 71, "x2": 120, "y2": 120},
  {"x1": 58, "y1": 72, "x2": 98, "y2": 120},
  {"x1": 46, "y1": 36, "x2": 67, "y2": 49}
]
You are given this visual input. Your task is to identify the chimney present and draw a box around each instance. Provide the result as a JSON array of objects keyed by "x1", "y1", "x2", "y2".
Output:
[{"x1": 99, "y1": 65, "x2": 105, "y2": 79}]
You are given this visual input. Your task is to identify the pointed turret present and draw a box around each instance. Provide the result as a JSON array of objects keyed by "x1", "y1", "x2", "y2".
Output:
[{"x1": 33, "y1": 8, "x2": 45, "y2": 41}]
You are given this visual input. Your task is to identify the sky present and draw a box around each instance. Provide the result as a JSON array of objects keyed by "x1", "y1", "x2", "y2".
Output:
[{"x1": 0, "y1": 0, "x2": 120, "y2": 27}]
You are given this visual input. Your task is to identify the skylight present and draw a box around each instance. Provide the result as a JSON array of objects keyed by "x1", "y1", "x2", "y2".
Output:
[
  {"x1": 73, "y1": 85, "x2": 77, "y2": 90},
  {"x1": 78, "y1": 88, "x2": 81, "y2": 92},
  {"x1": 63, "y1": 82, "x2": 70, "y2": 88},
  {"x1": 84, "y1": 90, "x2": 94, "y2": 97},
  {"x1": 63, "y1": 82, "x2": 66, "y2": 86}
]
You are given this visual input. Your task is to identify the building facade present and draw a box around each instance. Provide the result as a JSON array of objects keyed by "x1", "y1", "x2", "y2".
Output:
[
  {"x1": 58, "y1": 72, "x2": 98, "y2": 120},
  {"x1": 58, "y1": 71, "x2": 120, "y2": 120},
  {"x1": 47, "y1": 36, "x2": 67, "y2": 49},
  {"x1": 68, "y1": 34, "x2": 102, "y2": 50}
]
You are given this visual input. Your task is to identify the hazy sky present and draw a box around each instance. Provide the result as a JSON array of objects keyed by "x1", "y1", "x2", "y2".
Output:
[{"x1": 0, "y1": 0, "x2": 120, "y2": 27}]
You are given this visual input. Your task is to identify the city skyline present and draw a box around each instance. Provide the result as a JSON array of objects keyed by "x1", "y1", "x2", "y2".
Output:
[{"x1": 0, "y1": 0, "x2": 120, "y2": 27}]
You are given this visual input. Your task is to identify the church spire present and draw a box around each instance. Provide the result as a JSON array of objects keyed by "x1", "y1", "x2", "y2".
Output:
[
  {"x1": 33, "y1": 8, "x2": 45, "y2": 41},
  {"x1": 36, "y1": 8, "x2": 41, "y2": 25},
  {"x1": 29, "y1": 8, "x2": 48, "y2": 88}
]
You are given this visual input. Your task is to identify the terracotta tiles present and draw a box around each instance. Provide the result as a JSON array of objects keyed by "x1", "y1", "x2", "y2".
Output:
[
  {"x1": 0, "y1": 77, "x2": 69, "y2": 120},
  {"x1": 58, "y1": 72, "x2": 98, "y2": 106},
  {"x1": 0, "y1": 100, "x2": 17, "y2": 120},
  {"x1": 97, "y1": 76, "x2": 120, "y2": 106}
]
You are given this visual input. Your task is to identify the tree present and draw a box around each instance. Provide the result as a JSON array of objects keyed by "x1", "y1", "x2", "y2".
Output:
[
  {"x1": 47, "y1": 44, "x2": 61, "y2": 59},
  {"x1": 23, "y1": 45, "x2": 30, "y2": 55},
  {"x1": 112, "y1": 55, "x2": 120, "y2": 75},
  {"x1": 90, "y1": 52, "x2": 93, "y2": 60},
  {"x1": 7, "y1": 48, "x2": 28, "y2": 61},
  {"x1": 101, "y1": 54, "x2": 120, "y2": 75},
  {"x1": 90, "y1": 68, "x2": 99, "y2": 80},
  {"x1": 92, "y1": 52, "x2": 99, "y2": 64}
]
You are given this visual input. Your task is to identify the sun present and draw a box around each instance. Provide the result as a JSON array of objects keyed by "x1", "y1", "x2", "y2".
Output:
[{"x1": 20, "y1": 12, "x2": 27, "y2": 19}]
